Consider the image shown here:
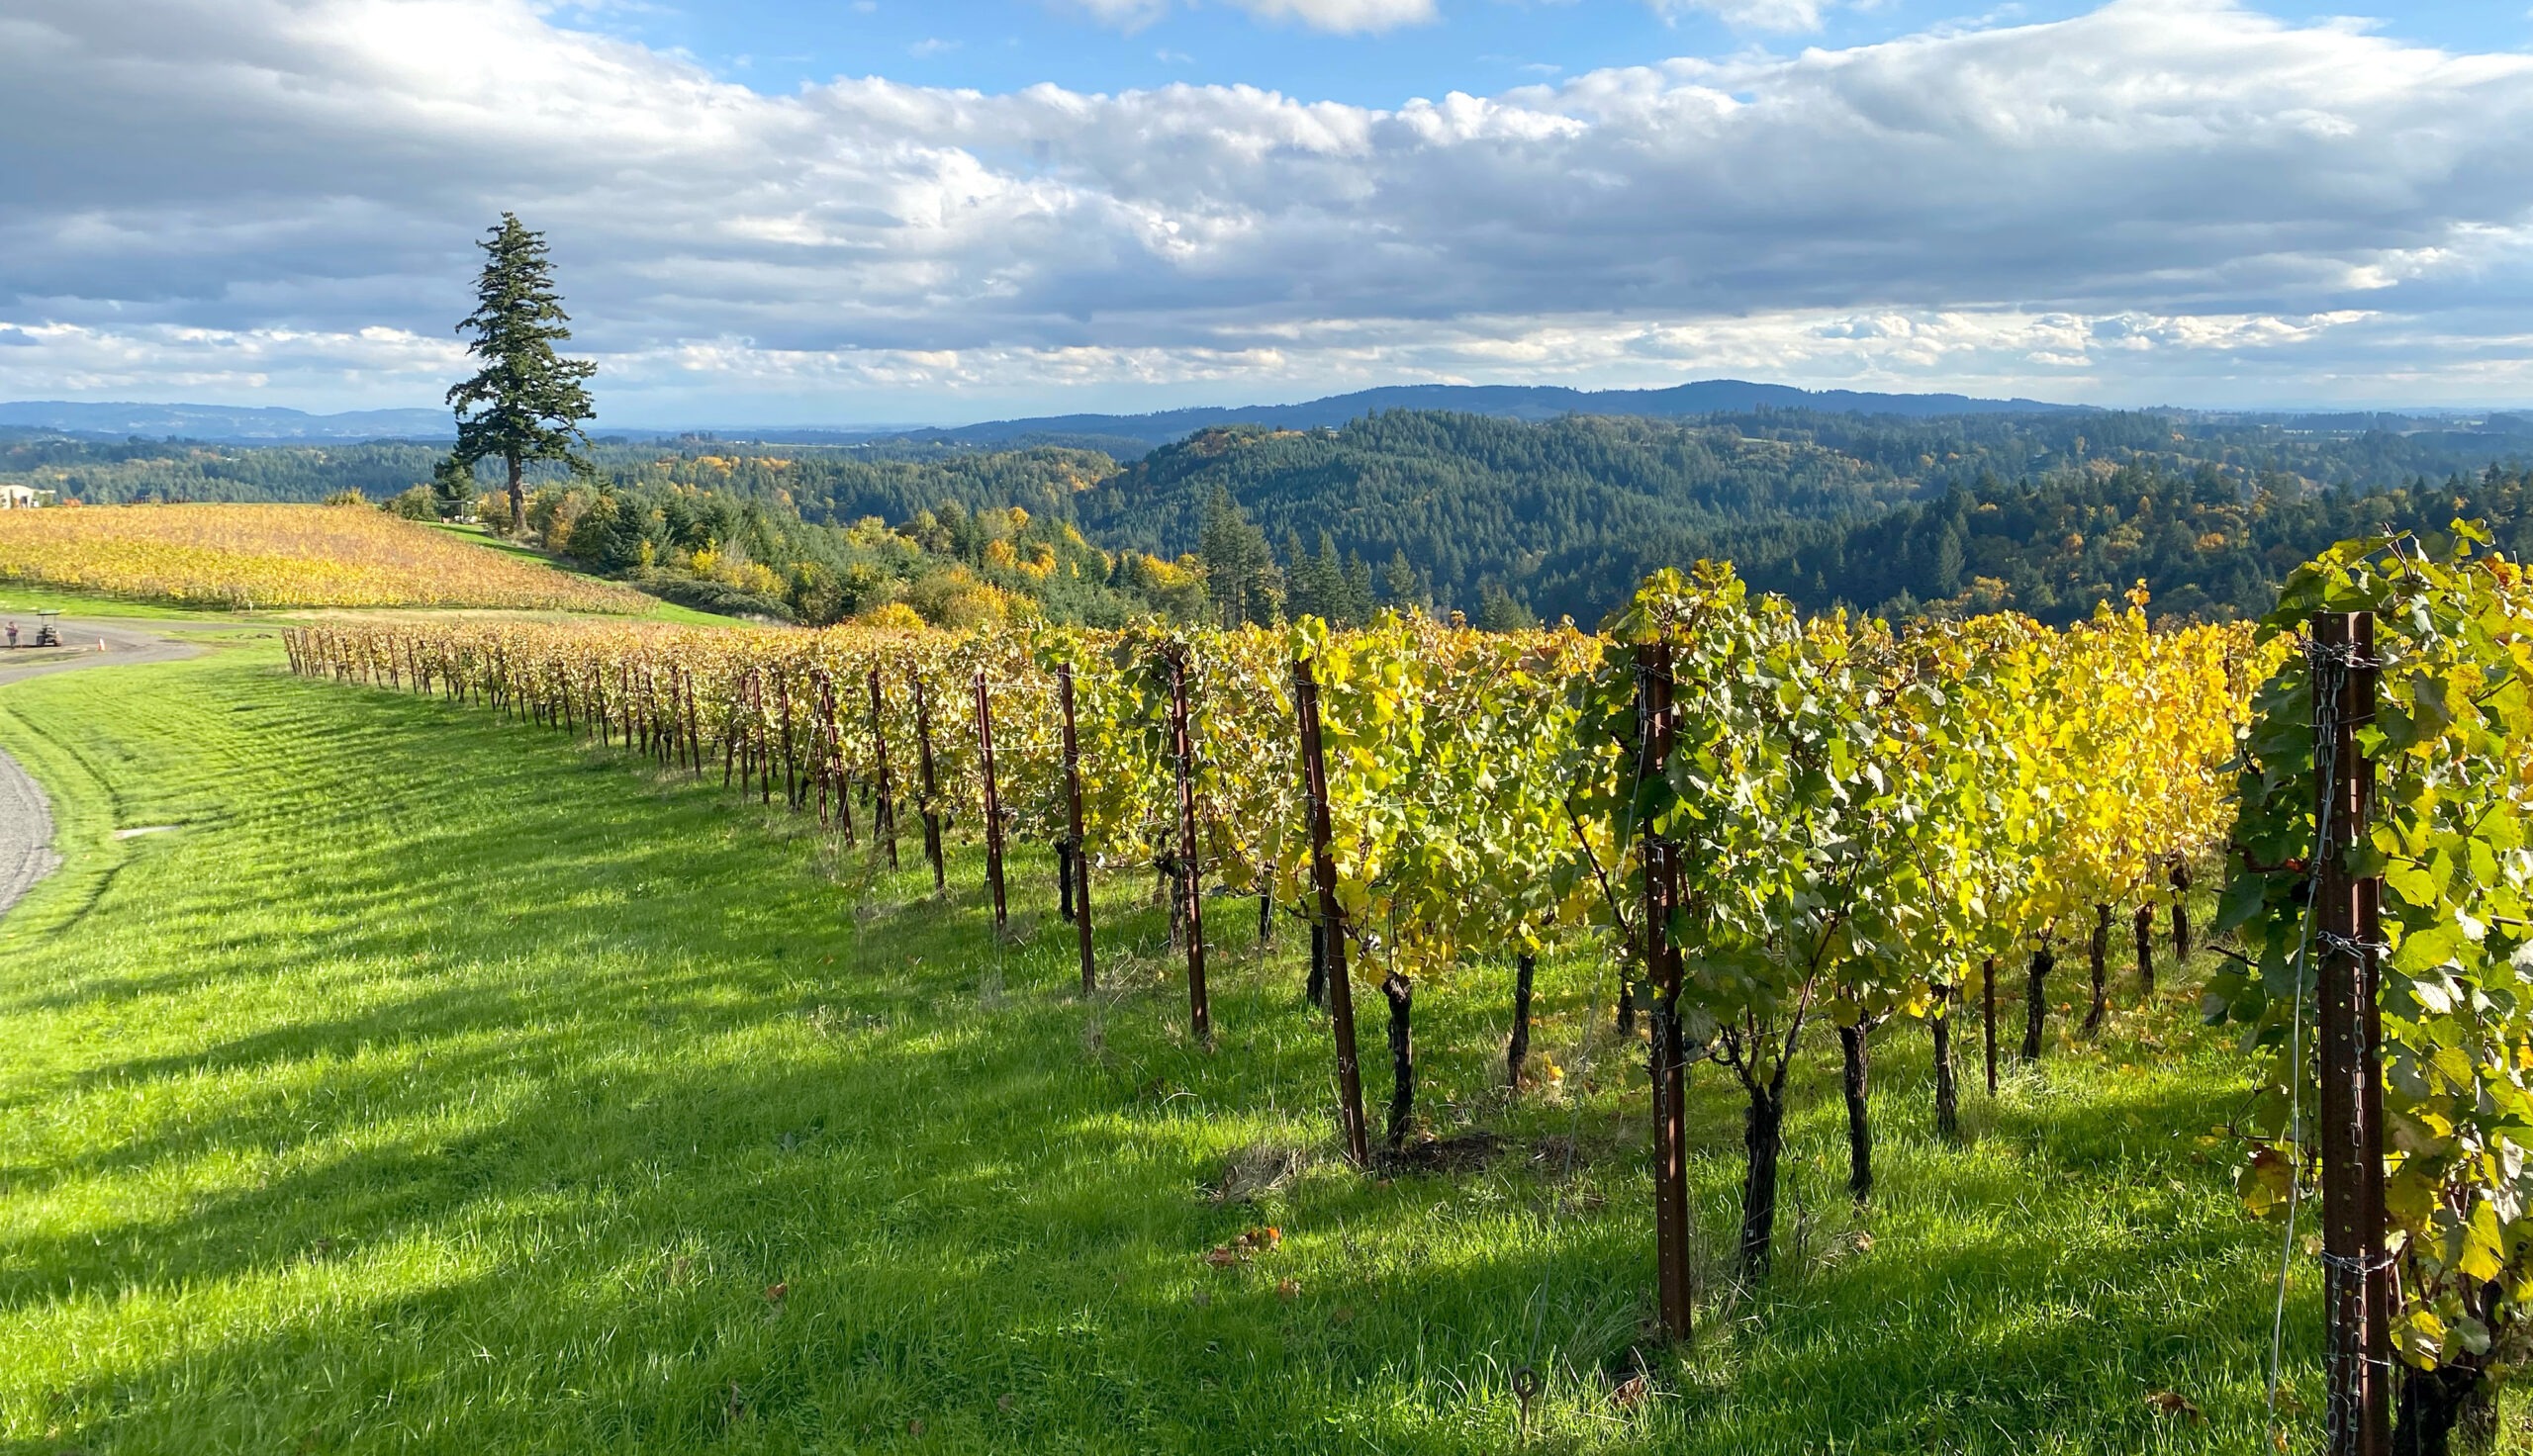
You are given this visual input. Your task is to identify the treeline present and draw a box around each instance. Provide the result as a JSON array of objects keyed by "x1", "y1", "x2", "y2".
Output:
[
  {"x1": 0, "y1": 436, "x2": 451, "y2": 503},
  {"x1": 1082, "y1": 410, "x2": 2533, "y2": 625},
  {"x1": 505, "y1": 479, "x2": 1197, "y2": 628},
  {"x1": 611, "y1": 444, "x2": 1117, "y2": 527},
  {"x1": 1726, "y1": 459, "x2": 2533, "y2": 625},
  {"x1": 9, "y1": 406, "x2": 2531, "y2": 627},
  {"x1": 1077, "y1": 412, "x2": 1916, "y2": 622}
]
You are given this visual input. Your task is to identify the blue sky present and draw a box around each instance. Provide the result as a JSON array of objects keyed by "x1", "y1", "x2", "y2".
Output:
[
  {"x1": 573, "y1": 2, "x2": 2529, "y2": 111},
  {"x1": 2, "y1": 0, "x2": 2530, "y2": 424}
]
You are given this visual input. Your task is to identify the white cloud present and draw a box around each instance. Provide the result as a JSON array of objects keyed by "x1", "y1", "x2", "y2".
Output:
[
  {"x1": 1069, "y1": 0, "x2": 1431, "y2": 33},
  {"x1": 1220, "y1": 0, "x2": 1437, "y2": 33},
  {"x1": 1, "y1": 0, "x2": 2529, "y2": 414},
  {"x1": 1653, "y1": 0, "x2": 1830, "y2": 32}
]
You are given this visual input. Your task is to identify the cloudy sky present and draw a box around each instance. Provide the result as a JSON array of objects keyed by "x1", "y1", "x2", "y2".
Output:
[{"x1": 2, "y1": 0, "x2": 2529, "y2": 425}]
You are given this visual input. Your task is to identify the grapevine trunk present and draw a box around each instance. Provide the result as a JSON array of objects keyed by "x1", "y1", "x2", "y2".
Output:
[
  {"x1": 2082, "y1": 903, "x2": 2111, "y2": 1038},
  {"x1": 1932, "y1": 995, "x2": 1959, "y2": 1140},
  {"x1": 2132, "y1": 903, "x2": 2155, "y2": 997},
  {"x1": 1507, "y1": 953, "x2": 1536, "y2": 1091},
  {"x1": 2169, "y1": 859, "x2": 2193, "y2": 959},
  {"x1": 1740, "y1": 1079, "x2": 1788, "y2": 1283},
  {"x1": 1381, "y1": 972, "x2": 1415, "y2": 1151},
  {"x1": 1838, "y1": 1023, "x2": 1873, "y2": 1202},
  {"x1": 2022, "y1": 941, "x2": 2054, "y2": 1060}
]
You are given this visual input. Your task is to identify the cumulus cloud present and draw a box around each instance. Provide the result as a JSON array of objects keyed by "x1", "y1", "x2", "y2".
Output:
[
  {"x1": 1071, "y1": 0, "x2": 1431, "y2": 35},
  {"x1": 1223, "y1": 0, "x2": 1437, "y2": 33},
  {"x1": 0, "y1": 0, "x2": 2529, "y2": 415},
  {"x1": 1652, "y1": 0, "x2": 1831, "y2": 32}
]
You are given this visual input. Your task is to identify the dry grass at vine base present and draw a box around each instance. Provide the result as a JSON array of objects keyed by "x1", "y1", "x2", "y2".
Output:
[{"x1": 0, "y1": 503, "x2": 653, "y2": 612}]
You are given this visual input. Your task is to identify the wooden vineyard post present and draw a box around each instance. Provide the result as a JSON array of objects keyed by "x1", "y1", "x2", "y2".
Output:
[
  {"x1": 1637, "y1": 640, "x2": 1692, "y2": 1343},
  {"x1": 1166, "y1": 647, "x2": 1211, "y2": 1044},
  {"x1": 973, "y1": 670, "x2": 1008, "y2": 930},
  {"x1": 868, "y1": 668, "x2": 899, "y2": 869},
  {"x1": 912, "y1": 676, "x2": 947, "y2": 893},
  {"x1": 1293, "y1": 658, "x2": 1372, "y2": 1170},
  {"x1": 1058, "y1": 664, "x2": 1096, "y2": 995},
  {"x1": 2312, "y1": 610, "x2": 2390, "y2": 1456}
]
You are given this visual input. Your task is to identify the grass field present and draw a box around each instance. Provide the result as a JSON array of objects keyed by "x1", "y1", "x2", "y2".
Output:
[
  {"x1": 0, "y1": 504, "x2": 657, "y2": 613},
  {"x1": 425, "y1": 522, "x2": 737, "y2": 626},
  {"x1": 1, "y1": 644, "x2": 2513, "y2": 1454}
]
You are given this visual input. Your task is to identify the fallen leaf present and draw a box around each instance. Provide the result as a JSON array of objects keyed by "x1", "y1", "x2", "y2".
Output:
[
  {"x1": 1202, "y1": 1247, "x2": 1244, "y2": 1269},
  {"x1": 1238, "y1": 1226, "x2": 1282, "y2": 1252},
  {"x1": 764, "y1": 1282, "x2": 788, "y2": 1304},
  {"x1": 1276, "y1": 1278, "x2": 1300, "y2": 1301},
  {"x1": 1611, "y1": 1373, "x2": 1650, "y2": 1410},
  {"x1": 996, "y1": 1395, "x2": 1015, "y2": 1411},
  {"x1": 1851, "y1": 1231, "x2": 1874, "y2": 1252},
  {"x1": 2144, "y1": 1391, "x2": 2205, "y2": 1424},
  {"x1": 907, "y1": 1418, "x2": 925, "y2": 1436}
]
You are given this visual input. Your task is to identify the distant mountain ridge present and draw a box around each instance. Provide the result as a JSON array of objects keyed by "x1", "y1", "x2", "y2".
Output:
[
  {"x1": 0, "y1": 380, "x2": 2080, "y2": 447},
  {"x1": 876, "y1": 380, "x2": 2086, "y2": 450},
  {"x1": 0, "y1": 401, "x2": 457, "y2": 441}
]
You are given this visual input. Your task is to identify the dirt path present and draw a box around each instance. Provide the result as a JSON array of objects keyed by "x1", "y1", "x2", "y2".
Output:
[{"x1": 0, "y1": 616, "x2": 233, "y2": 917}]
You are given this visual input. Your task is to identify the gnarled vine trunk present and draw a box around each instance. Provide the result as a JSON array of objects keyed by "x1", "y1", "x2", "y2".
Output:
[
  {"x1": 2022, "y1": 940, "x2": 2054, "y2": 1060},
  {"x1": 2133, "y1": 903, "x2": 2156, "y2": 997},
  {"x1": 2081, "y1": 903, "x2": 2111, "y2": 1038},
  {"x1": 1931, "y1": 991, "x2": 1959, "y2": 1140},
  {"x1": 2392, "y1": 1279, "x2": 2500, "y2": 1455},
  {"x1": 1381, "y1": 972, "x2": 1415, "y2": 1149},
  {"x1": 2169, "y1": 860, "x2": 2193, "y2": 959},
  {"x1": 1507, "y1": 953, "x2": 1537, "y2": 1091},
  {"x1": 1838, "y1": 1023, "x2": 1873, "y2": 1202},
  {"x1": 1740, "y1": 1075, "x2": 1788, "y2": 1282}
]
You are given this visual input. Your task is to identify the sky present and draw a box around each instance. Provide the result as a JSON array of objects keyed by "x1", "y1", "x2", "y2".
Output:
[{"x1": 1, "y1": 0, "x2": 2530, "y2": 426}]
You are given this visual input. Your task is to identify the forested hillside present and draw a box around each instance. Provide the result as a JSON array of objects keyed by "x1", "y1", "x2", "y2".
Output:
[
  {"x1": 1076, "y1": 408, "x2": 2533, "y2": 622},
  {"x1": 8, "y1": 405, "x2": 2530, "y2": 626}
]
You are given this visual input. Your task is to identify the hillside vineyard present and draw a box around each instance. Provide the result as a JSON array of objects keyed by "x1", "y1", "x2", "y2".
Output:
[{"x1": 286, "y1": 563, "x2": 2264, "y2": 1291}]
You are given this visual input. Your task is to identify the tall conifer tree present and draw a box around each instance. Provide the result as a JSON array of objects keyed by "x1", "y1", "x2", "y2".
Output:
[{"x1": 445, "y1": 214, "x2": 598, "y2": 534}]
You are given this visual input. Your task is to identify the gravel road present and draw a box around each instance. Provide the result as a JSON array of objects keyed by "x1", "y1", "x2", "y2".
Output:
[{"x1": 0, "y1": 616, "x2": 226, "y2": 918}]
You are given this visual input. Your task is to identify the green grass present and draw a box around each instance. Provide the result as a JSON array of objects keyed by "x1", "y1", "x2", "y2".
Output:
[
  {"x1": 0, "y1": 646, "x2": 2495, "y2": 1453},
  {"x1": 427, "y1": 523, "x2": 737, "y2": 626},
  {"x1": 0, "y1": 584, "x2": 260, "y2": 620}
]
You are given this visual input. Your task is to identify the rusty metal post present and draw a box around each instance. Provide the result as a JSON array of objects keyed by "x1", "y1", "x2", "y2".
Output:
[
  {"x1": 868, "y1": 668, "x2": 899, "y2": 868},
  {"x1": 1059, "y1": 663, "x2": 1096, "y2": 995},
  {"x1": 2313, "y1": 610, "x2": 2390, "y2": 1456},
  {"x1": 1167, "y1": 649, "x2": 1212, "y2": 1043},
  {"x1": 1294, "y1": 658, "x2": 1372, "y2": 1170},
  {"x1": 913, "y1": 675, "x2": 947, "y2": 892},
  {"x1": 971, "y1": 671, "x2": 1009, "y2": 929},
  {"x1": 1637, "y1": 640, "x2": 1691, "y2": 1342}
]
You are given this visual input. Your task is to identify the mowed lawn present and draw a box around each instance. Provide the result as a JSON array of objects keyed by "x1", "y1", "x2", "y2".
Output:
[{"x1": 0, "y1": 641, "x2": 2433, "y2": 1454}]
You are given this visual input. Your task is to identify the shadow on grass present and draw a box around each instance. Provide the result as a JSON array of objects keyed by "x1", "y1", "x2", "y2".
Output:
[{"x1": 0, "y1": 657, "x2": 2324, "y2": 1455}]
